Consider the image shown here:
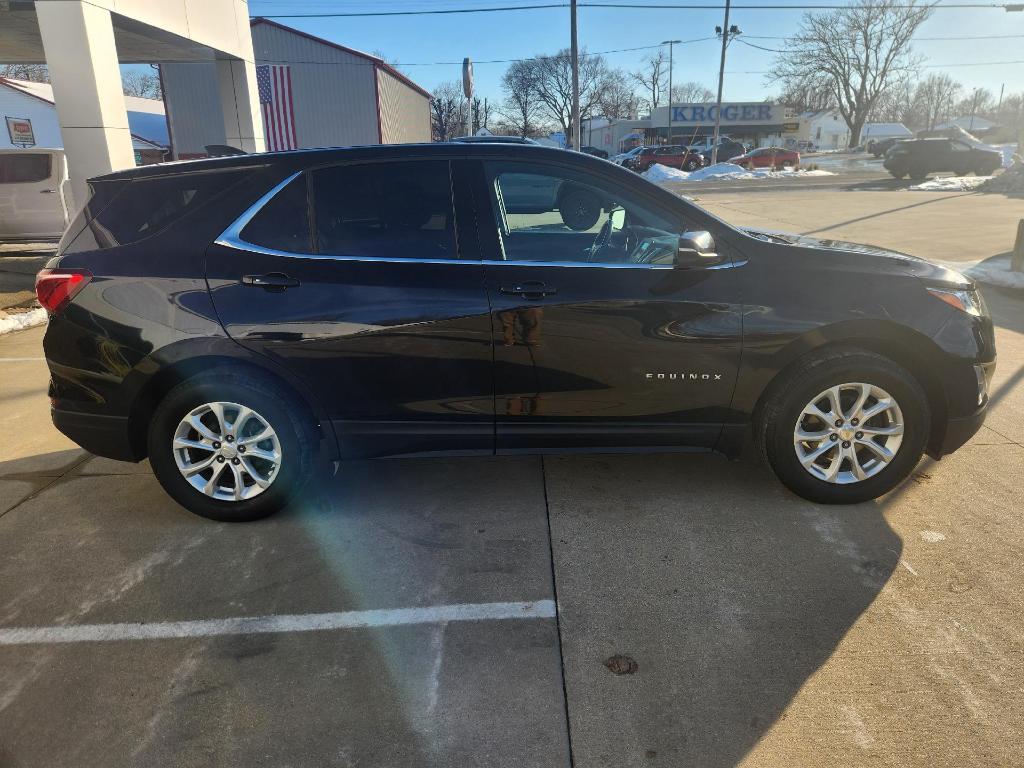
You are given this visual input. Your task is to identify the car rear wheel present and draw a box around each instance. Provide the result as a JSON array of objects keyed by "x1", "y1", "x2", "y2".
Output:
[
  {"x1": 558, "y1": 186, "x2": 602, "y2": 231},
  {"x1": 757, "y1": 349, "x2": 929, "y2": 504},
  {"x1": 908, "y1": 166, "x2": 929, "y2": 181},
  {"x1": 148, "y1": 371, "x2": 316, "y2": 521},
  {"x1": 684, "y1": 158, "x2": 701, "y2": 171}
]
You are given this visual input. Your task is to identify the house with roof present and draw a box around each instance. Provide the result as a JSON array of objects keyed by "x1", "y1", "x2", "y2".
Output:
[
  {"x1": 0, "y1": 77, "x2": 168, "y2": 163},
  {"x1": 160, "y1": 18, "x2": 432, "y2": 158}
]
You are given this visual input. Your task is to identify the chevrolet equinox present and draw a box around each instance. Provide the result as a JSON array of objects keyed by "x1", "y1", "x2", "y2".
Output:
[{"x1": 37, "y1": 144, "x2": 996, "y2": 521}]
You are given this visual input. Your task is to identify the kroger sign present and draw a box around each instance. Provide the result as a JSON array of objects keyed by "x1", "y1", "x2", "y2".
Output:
[{"x1": 668, "y1": 103, "x2": 777, "y2": 124}]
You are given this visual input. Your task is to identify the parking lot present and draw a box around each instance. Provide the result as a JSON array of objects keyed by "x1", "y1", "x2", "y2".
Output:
[{"x1": 2, "y1": 180, "x2": 1023, "y2": 766}]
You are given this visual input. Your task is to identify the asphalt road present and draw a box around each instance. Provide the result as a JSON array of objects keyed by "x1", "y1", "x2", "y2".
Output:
[{"x1": 0, "y1": 282, "x2": 1022, "y2": 766}]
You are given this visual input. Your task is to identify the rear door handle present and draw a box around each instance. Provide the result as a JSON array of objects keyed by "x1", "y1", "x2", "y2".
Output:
[
  {"x1": 499, "y1": 281, "x2": 556, "y2": 300},
  {"x1": 39, "y1": 189, "x2": 56, "y2": 194},
  {"x1": 241, "y1": 273, "x2": 300, "y2": 291}
]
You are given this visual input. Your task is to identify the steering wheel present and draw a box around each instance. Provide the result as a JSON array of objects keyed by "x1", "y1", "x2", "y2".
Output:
[{"x1": 587, "y1": 213, "x2": 634, "y2": 263}]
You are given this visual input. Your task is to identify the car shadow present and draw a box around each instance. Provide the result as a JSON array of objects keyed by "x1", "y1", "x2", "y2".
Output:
[{"x1": 543, "y1": 451, "x2": 908, "y2": 767}]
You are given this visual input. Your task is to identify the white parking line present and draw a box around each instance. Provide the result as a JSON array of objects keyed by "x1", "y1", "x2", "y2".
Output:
[
  {"x1": 0, "y1": 600, "x2": 557, "y2": 646},
  {"x1": 0, "y1": 357, "x2": 45, "y2": 362}
]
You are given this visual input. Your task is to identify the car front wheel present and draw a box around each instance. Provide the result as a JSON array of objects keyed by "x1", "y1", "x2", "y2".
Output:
[
  {"x1": 684, "y1": 158, "x2": 701, "y2": 171},
  {"x1": 758, "y1": 349, "x2": 929, "y2": 504},
  {"x1": 148, "y1": 371, "x2": 316, "y2": 521}
]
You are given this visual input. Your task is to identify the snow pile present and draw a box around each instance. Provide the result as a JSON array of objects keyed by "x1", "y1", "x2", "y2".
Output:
[
  {"x1": 909, "y1": 176, "x2": 992, "y2": 192},
  {"x1": 979, "y1": 162, "x2": 1024, "y2": 194},
  {"x1": 643, "y1": 162, "x2": 835, "y2": 182},
  {"x1": 642, "y1": 164, "x2": 691, "y2": 182},
  {"x1": 0, "y1": 307, "x2": 47, "y2": 335},
  {"x1": 962, "y1": 254, "x2": 1024, "y2": 291}
]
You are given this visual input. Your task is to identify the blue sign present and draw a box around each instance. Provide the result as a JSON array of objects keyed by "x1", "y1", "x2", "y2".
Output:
[{"x1": 670, "y1": 104, "x2": 774, "y2": 124}]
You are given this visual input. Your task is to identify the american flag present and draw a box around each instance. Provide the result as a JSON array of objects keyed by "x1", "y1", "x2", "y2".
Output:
[{"x1": 256, "y1": 64, "x2": 297, "y2": 151}]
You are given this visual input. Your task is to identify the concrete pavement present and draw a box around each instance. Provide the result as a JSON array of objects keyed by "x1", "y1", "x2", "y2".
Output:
[{"x1": 0, "y1": 290, "x2": 1021, "y2": 765}]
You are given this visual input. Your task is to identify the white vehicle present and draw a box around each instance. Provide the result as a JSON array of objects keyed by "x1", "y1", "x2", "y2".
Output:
[
  {"x1": 683, "y1": 135, "x2": 734, "y2": 153},
  {"x1": 611, "y1": 145, "x2": 645, "y2": 165},
  {"x1": 0, "y1": 148, "x2": 71, "y2": 241}
]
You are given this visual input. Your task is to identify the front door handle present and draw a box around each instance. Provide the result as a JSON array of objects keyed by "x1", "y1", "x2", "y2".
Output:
[
  {"x1": 39, "y1": 189, "x2": 56, "y2": 194},
  {"x1": 499, "y1": 281, "x2": 556, "y2": 300},
  {"x1": 241, "y1": 273, "x2": 300, "y2": 292}
]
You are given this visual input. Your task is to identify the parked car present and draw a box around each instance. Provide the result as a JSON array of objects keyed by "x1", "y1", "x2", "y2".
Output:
[
  {"x1": 731, "y1": 147, "x2": 801, "y2": 169},
  {"x1": 611, "y1": 145, "x2": 645, "y2": 166},
  {"x1": 626, "y1": 145, "x2": 704, "y2": 172},
  {"x1": 698, "y1": 139, "x2": 747, "y2": 164},
  {"x1": 684, "y1": 135, "x2": 735, "y2": 154},
  {"x1": 40, "y1": 143, "x2": 995, "y2": 520},
  {"x1": 0, "y1": 148, "x2": 71, "y2": 241},
  {"x1": 883, "y1": 138, "x2": 1003, "y2": 180},
  {"x1": 867, "y1": 137, "x2": 905, "y2": 158},
  {"x1": 580, "y1": 145, "x2": 609, "y2": 159}
]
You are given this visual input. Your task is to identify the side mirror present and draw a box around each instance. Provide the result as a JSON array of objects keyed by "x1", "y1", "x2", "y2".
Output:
[{"x1": 676, "y1": 230, "x2": 723, "y2": 268}]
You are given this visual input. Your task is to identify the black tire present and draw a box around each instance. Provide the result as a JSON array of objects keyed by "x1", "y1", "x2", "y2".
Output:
[
  {"x1": 890, "y1": 171, "x2": 906, "y2": 180},
  {"x1": 558, "y1": 187, "x2": 602, "y2": 231},
  {"x1": 684, "y1": 158, "x2": 701, "y2": 171},
  {"x1": 756, "y1": 348, "x2": 930, "y2": 505},
  {"x1": 148, "y1": 370, "x2": 316, "y2": 522},
  {"x1": 908, "y1": 166, "x2": 929, "y2": 181}
]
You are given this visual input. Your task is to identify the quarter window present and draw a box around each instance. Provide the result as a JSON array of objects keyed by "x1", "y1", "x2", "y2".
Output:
[
  {"x1": 310, "y1": 160, "x2": 457, "y2": 259},
  {"x1": 485, "y1": 161, "x2": 683, "y2": 266},
  {"x1": 241, "y1": 174, "x2": 312, "y2": 253}
]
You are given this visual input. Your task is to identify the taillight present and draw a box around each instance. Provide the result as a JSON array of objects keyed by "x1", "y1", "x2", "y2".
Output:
[{"x1": 35, "y1": 268, "x2": 92, "y2": 314}]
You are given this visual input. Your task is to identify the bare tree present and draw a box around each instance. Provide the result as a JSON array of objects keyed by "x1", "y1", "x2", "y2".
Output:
[
  {"x1": 630, "y1": 51, "x2": 668, "y2": 114},
  {"x1": 596, "y1": 69, "x2": 640, "y2": 119},
  {"x1": 670, "y1": 81, "x2": 715, "y2": 104},
  {"x1": 530, "y1": 49, "x2": 609, "y2": 146},
  {"x1": 911, "y1": 73, "x2": 961, "y2": 130},
  {"x1": 956, "y1": 87, "x2": 993, "y2": 124},
  {"x1": 0, "y1": 63, "x2": 49, "y2": 82},
  {"x1": 770, "y1": 0, "x2": 932, "y2": 146},
  {"x1": 122, "y1": 69, "x2": 162, "y2": 99},
  {"x1": 870, "y1": 76, "x2": 915, "y2": 124},
  {"x1": 775, "y1": 80, "x2": 835, "y2": 112},
  {"x1": 430, "y1": 80, "x2": 467, "y2": 141},
  {"x1": 500, "y1": 59, "x2": 545, "y2": 136}
]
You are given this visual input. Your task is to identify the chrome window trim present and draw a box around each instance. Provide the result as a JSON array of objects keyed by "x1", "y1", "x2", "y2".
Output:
[{"x1": 213, "y1": 170, "x2": 740, "y2": 271}]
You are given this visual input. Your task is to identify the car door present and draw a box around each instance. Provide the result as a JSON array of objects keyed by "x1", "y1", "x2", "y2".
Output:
[
  {"x1": 468, "y1": 157, "x2": 743, "y2": 453},
  {"x1": 948, "y1": 140, "x2": 974, "y2": 174},
  {"x1": 206, "y1": 158, "x2": 495, "y2": 458},
  {"x1": 0, "y1": 150, "x2": 67, "y2": 239}
]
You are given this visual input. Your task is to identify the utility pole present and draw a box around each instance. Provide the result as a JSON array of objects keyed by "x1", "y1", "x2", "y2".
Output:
[
  {"x1": 711, "y1": 0, "x2": 733, "y2": 165},
  {"x1": 570, "y1": 0, "x2": 581, "y2": 150},
  {"x1": 663, "y1": 39, "x2": 681, "y2": 144}
]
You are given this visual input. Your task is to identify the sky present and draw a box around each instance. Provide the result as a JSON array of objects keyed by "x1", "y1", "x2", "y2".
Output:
[{"x1": 243, "y1": 0, "x2": 1024, "y2": 108}]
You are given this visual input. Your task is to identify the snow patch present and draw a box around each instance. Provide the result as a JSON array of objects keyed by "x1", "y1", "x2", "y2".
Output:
[
  {"x1": 643, "y1": 162, "x2": 835, "y2": 182},
  {"x1": 963, "y1": 254, "x2": 1024, "y2": 291},
  {"x1": 0, "y1": 308, "x2": 47, "y2": 336},
  {"x1": 919, "y1": 530, "x2": 947, "y2": 543},
  {"x1": 908, "y1": 176, "x2": 992, "y2": 192}
]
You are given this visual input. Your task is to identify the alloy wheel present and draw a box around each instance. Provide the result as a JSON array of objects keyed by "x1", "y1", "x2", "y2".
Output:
[
  {"x1": 793, "y1": 382, "x2": 904, "y2": 485},
  {"x1": 172, "y1": 401, "x2": 282, "y2": 501}
]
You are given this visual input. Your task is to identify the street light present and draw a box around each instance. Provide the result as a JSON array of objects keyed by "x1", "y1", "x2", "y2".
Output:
[{"x1": 662, "y1": 39, "x2": 682, "y2": 145}]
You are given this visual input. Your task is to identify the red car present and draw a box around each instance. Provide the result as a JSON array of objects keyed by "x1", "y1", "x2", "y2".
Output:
[
  {"x1": 731, "y1": 147, "x2": 801, "y2": 169},
  {"x1": 627, "y1": 145, "x2": 705, "y2": 173}
]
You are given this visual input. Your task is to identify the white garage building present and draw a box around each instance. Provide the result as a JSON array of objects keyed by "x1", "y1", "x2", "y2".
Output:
[{"x1": 161, "y1": 19, "x2": 432, "y2": 158}]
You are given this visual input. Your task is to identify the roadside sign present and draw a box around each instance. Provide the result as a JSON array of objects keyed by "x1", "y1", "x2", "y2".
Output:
[
  {"x1": 783, "y1": 121, "x2": 800, "y2": 133},
  {"x1": 462, "y1": 58, "x2": 473, "y2": 100},
  {"x1": 5, "y1": 116, "x2": 35, "y2": 147}
]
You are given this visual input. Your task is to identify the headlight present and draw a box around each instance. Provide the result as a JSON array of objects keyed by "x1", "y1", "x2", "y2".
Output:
[{"x1": 926, "y1": 287, "x2": 984, "y2": 317}]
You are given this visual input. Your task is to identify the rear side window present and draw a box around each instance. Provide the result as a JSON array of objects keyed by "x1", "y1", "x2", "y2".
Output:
[
  {"x1": 240, "y1": 175, "x2": 312, "y2": 253},
  {"x1": 0, "y1": 153, "x2": 50, "y2": 183},
  {"x1": 310, "y1": 160, "x2": 456, "y2": 260},
  {"x1": 89, "y1": 170, "x2": 243, "y2": 247}
]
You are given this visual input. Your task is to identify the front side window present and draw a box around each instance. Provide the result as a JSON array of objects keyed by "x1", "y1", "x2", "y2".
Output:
[
  {"x1": 950, "y1": 141, "x2": 970, "y2": 152},
  {"x1": 310, "y1": 160, "x2": 456, "y2": 260},
  {"x1": 0, "y1": 153, "x2": 50, "y2": 184},
  {"x1": 485, "y1": 161, "x2": 683, "y2": 266}
]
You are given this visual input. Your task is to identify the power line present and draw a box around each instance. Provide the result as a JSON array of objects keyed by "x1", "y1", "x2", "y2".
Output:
[
  {"x1": 255, "y1": 1, "x2": 1021, "y2": 17},
  {"x1": 729, "y1": 59, "x2": 1024, "y2": 72}
]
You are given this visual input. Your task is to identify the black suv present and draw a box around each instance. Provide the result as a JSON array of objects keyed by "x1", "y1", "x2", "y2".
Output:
[
  {"x1": 39, "y1": 144, "x2": 995, "y2": 521},
  {"x1": 883, "y1": 138, "x2": 1003, "y2": 180}
]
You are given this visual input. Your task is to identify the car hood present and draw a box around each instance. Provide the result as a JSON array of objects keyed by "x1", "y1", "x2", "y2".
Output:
[{"x1": 741, "y1": 228, "x2": 973, "y2": 287}]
